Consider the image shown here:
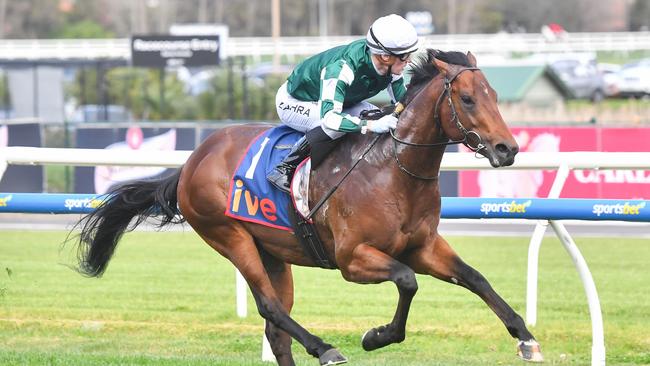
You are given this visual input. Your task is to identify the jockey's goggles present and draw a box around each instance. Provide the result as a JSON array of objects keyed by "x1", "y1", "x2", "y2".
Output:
[{"x1": 397, "y1": 52, "x2": 413, "y2": 62}]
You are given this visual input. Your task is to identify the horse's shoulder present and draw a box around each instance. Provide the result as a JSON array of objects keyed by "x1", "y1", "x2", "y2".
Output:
[{"x1": 316, "y1": 132, "x2": 387, "y2": 176}]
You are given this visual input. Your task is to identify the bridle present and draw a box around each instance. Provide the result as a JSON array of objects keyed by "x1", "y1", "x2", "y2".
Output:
[{"x1": 390, "y1": 66, "x2": 486, "y2": 180}]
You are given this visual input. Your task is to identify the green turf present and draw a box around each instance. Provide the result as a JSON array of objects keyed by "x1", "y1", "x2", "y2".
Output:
[{"x1": 0, "y1": 230, "x2": 649, "y2": 365}]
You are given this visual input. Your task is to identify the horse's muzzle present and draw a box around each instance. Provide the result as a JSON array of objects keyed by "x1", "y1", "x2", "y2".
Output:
[{"x1": 488, "y1": 142, "x2": 518, "y2": 167}]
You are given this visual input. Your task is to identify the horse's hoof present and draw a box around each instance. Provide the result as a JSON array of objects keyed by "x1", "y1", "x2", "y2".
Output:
[
  {"x1": 319, "y1": 348, "x2": 347, "y2": 366},
  {"x1": 362, "y1": 327, "x2": 380, "y2": 351},
  {"x1": 517, "y1": 339, "x2": 544, "y2": 363},
  {"x1": 361, "y1": 325, "x2": 403, "y2": 351}
]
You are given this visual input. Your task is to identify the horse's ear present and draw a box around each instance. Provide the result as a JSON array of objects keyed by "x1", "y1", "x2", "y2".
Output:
[
  {"x1": 467, "y1": 51, "x2": 477, "y2": 67},
  {"x1": 432, "y1": 57, "x2": 450, "y2": 75}
]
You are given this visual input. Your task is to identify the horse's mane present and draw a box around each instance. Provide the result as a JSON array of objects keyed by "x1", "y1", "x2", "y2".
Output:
[{"x1": 403, "y1": 49, "x2": 473, "y2": 103}]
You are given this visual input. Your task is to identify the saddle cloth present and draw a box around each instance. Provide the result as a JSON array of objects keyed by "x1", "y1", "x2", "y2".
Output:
[{"x1": 225, "y1": 125, "x2": 310, "y2": 231}]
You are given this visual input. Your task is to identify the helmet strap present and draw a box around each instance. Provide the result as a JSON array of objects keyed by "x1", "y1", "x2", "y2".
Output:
[{"x1": 369, "y1": 27, "x2": 396, "y2": 57}]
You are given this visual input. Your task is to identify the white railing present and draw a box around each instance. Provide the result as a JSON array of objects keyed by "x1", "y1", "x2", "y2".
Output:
[
  {"x1": 5, "y1": 147, "x2": 650, "y2": 170},
  {"x1": 1, "y1": 31, "x2": 650, "y2": 61},
  {"x1": 3, "y1": 147, "x2": 650, "y2": 366}
]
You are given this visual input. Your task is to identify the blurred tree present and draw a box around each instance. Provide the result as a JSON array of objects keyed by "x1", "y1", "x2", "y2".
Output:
[
  {"x1": 53, "y1": 20, "x2": 115, "y2": 38},
  {"x1": 0, "y1": 0, "x2": 7, "y2": 38},
  {"x1": 0, "y1": 0, "x2": 637, "y2": 38},
  {"x1": 3, "y1": 1, "x2": 62, "y2": 38},
  {"x1": 68, "y1": 67, "x2": 197, "y2": 121},
  {"x1": 139, "y1": 70, "x2": 196, "y2": 120},
  {"x1": 480, "y1": 0, "x2": 622, "y2": 33},
  {"x1": 630, "y1": 0, "x2": 650, "y2": 31},
  {"x1": 283, "y1": 0, "x2": 310, "y2": 36},
  {"x1": 196, "y1": 67, "x2": 286, "y2": 120},
  {"x1": 0, "y1": 71, "x2": 7, "y2": 111},
  {"x1": 475, "y1": 3, "x2": 506, "y2": 33},
  {"x1": 66, "y1": 61, "x2": 286, "y2": 121}
]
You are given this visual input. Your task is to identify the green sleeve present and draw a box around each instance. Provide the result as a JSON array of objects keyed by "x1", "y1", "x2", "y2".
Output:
[{"x1": 318, "y1": 59, "x2": 367, "y2": 133}]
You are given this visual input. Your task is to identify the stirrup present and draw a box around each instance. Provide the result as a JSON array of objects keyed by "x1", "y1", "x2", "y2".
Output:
[{"x1": 267, "y1": 168, "x2": 292, "y2": 193}]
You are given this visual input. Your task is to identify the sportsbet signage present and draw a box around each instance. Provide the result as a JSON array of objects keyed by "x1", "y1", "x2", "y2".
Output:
[
  {"x1": 440, "y1": 198, "x2": 649, "y2": 221},
  {"x1": 131, "y1": 35, "x2": 221, "y2": 67}
]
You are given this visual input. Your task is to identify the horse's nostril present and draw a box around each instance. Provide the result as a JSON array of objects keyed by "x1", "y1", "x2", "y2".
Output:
[{"x1": 495, "y1": 143, "x2": 510, "y2": 155}]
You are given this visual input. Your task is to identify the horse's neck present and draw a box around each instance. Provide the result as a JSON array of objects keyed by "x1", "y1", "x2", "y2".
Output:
[
  {"x1": 391, "y1": 80, "x2": 448, "y2": 180},
  {"x1": 315, "y1": 78, "x2": 448, "y2": 193}
]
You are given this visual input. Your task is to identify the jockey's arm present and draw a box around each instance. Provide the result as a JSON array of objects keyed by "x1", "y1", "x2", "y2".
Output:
[{"x1": 319, "y1": 60, "x2": 367, "y2": 133}]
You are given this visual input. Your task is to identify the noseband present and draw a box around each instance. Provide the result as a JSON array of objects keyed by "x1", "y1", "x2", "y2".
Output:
[{"x1": 390, "y1": 66, "x2": 486, "y2": 180}]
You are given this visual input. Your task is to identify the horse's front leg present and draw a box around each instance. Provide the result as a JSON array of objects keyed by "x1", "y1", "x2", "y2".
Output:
[
  {"x1": 404, "y1": 234, "x2": 544, "y2": 363},
  {"x1": 338, "y1": 243, "x2": 418, "y2": 351}
]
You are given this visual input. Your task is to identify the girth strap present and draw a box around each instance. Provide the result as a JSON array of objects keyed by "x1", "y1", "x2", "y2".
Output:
[{"x1": 288, "y1": 208, "x2": 336, "y2": 269}]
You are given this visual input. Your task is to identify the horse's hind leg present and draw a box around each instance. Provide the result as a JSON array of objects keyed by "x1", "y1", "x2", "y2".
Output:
[
  {"x1": 259, "y1": 247, "x2": 296, "y2": 366},
  {"x1": 194, "y1": 225, "x2": 346, "y2": 366},
  {"x1": 404, "y1": 235, "x2": 543, "y2": 363},
  {"x1": 338, "y1": 243, "x2": 418, "y2": 351}
]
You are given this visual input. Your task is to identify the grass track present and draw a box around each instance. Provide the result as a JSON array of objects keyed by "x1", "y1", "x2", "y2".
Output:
[{"x1": 1, "y1": 230, "x2": 649, "y2": 365}]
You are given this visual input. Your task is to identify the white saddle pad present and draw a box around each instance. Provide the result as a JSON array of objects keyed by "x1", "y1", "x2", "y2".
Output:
[{"x1": 290, "y1": 158, "x2": 311, "y2": 220}]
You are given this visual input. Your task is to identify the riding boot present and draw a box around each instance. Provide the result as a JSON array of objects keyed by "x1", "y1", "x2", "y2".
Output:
[{"x1": 267, "y1": 136, "x2": 311, "y2": 193}]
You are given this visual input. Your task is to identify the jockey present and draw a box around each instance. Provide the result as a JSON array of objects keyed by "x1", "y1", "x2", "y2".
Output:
[{"x1": 267, "y1": 14, "x2": 419, "y2": 193}]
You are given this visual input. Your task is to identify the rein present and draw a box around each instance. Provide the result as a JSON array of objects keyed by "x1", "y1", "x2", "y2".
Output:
[{"x1": 390, "y1": 66, "x2": 486, "y2": 180}]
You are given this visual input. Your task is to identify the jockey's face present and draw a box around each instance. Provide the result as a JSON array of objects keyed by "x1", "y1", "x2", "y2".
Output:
[
  {"x1": 374, "y1": 53, "x2": 412, "y2": 76},
  {"x1": 389, "y1": 53, "x2": 412, "y2": 75}
]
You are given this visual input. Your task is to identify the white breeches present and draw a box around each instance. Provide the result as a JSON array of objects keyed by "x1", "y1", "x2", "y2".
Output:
[{"x1": 275, "y1": 81, "x2": 375, "y2": 139}]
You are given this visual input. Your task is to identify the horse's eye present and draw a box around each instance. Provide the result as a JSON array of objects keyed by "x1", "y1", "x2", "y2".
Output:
[{"x1": 461, "y1": 95, "x2": 474, "y2": 106}]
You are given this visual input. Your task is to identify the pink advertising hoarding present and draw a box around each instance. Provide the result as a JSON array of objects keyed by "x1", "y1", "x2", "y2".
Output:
[{"x1": 459, "y1": 127, "x2": 650, "y2": 199}]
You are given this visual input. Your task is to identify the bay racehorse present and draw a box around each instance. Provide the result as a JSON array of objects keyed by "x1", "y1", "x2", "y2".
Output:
[{"x1": 72, "y1": 49, "x2": 543, "y2": 365}]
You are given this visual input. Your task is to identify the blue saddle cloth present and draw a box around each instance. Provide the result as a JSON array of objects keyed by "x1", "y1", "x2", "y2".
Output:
[{"x1": 225, "y1": 125, "x2": 303, "y2": 231}]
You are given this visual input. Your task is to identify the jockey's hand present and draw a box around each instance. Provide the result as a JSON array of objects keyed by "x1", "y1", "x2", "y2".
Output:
[{"x1": 365, "y1": 115, "x2": 398, "y2": 134}]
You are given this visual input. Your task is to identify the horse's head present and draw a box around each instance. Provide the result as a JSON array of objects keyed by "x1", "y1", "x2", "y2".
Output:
[
  {"x1": 432, "y1": 51, "x2": 518, "y2": 167},
  {"x1": 404, "y1": 50, "x2": 518, "y2": 168}
]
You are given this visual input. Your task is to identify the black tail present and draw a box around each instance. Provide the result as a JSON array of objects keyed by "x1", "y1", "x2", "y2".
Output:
[{"x1": 72, "y1": 169, "x2": 183, "y2": 277}]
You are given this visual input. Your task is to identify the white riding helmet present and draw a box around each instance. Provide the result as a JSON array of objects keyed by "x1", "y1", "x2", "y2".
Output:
[{"x1": 366, "y1": 14, "x2": 419, "y2": 57}]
